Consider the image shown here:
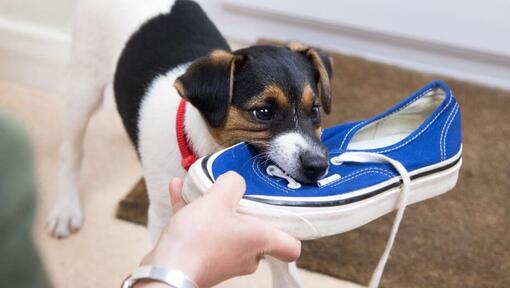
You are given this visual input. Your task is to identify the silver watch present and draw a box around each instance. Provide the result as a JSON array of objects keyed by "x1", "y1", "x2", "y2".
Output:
[{"x1": 122, "y1": 265, "x2": 198, "y2": 288}]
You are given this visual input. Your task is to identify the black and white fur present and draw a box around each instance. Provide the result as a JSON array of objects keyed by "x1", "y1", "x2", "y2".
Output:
[{"x1": 47, "y1": 1, "x2": 333, "y2": 287}]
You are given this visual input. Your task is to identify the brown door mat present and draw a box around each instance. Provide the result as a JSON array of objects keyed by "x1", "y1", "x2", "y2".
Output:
[
  {"x1": 116, "y1": 41, "x2": 510, "y2": 288},
  {"x1": 116, "y1": 178, "x2": 148, "y2": 226}
]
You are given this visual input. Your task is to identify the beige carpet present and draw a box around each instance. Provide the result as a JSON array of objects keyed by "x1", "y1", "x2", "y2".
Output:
[{"x1": 0, "y1": 81, "x2": 361, "y2": 288}]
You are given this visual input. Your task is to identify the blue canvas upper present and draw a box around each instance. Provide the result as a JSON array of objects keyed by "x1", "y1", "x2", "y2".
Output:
[{"x1": 203, "y1": 80, "x2": 462, "y2": 203}]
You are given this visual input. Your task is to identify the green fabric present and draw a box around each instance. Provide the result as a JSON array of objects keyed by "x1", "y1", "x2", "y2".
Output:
[{"x1": 0, "y1": 111, "x2": 51, "y2": 288}]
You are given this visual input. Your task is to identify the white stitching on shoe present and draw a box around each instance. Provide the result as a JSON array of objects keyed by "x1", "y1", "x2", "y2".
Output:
[
  {"x1": 253, "y1": 159, "x2": 394, "y2": 193},
  {"x1": 442, "y1": 105, "x2": 459, "y2": 161},
  {"x1": 439, "y1": 103, "x2": 458, "y2": 161},
  {"x1": 253, "y1": 161, "x2": 294, "y2": 193},
  {"x1": 340, "y1": 121, "x2": 367, "y2": 150},
  {"x1": 439, "y1": 104, "x2": 457, "y2": 161}
]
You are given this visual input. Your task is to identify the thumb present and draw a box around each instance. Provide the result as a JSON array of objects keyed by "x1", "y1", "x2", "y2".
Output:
[
  {"x1": 262, "y1": 226, "x2": 301, "y2": 262},
  {"x1": 207, "y1": 171, "x2": 246, "y2": 212}
]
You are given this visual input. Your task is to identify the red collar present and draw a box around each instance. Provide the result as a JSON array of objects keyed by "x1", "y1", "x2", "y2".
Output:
[{"x1": 176, "y1": 99, "x2": 198, "y2": 170}]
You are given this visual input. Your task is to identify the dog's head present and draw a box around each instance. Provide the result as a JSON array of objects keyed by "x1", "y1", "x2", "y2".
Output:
[{"x1": 175, "y1": 43, "x2": 333, "y2": 183}]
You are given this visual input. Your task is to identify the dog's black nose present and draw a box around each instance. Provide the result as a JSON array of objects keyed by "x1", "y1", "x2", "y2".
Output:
[{"x1": 299, "y1": 151, "x2": 329, "y2": 182}]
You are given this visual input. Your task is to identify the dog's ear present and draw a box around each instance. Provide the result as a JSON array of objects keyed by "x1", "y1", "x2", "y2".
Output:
[
  {"x1": 286, "y1": 42, "x2": 333, "y2": 114},
  {"x1": 174, "y1": 50, "x2": 244, "y2": 127}
]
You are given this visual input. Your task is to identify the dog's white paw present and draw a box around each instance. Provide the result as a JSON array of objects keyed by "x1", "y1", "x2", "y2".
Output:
[{"x1": 47, "y1": 200, "x2": 83, "y2": 238}]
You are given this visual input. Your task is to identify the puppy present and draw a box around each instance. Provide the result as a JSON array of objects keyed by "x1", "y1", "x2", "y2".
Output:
[{"x1": 47, "y1": 0, "x2": 333, "y2": 287}]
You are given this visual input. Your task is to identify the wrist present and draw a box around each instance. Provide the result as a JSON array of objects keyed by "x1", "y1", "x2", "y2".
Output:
[
  {"x1": 124, "y1": 266, "x2": 198, "y2": 288},
  {"x1": 134, "y1": 280, "x2": 173, "y2": 288},
  {"x1": 141, "y1": 244, "x2": 204, "y2": 287}
]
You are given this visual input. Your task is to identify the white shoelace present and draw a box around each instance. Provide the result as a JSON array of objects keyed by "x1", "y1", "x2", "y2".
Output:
[
  {"x1": 266, "y1": 165, "x2": 302, "y2": 189},
  {"x1": 265, "y1": 152, "x2": 411, "y2": 288},
  {"x1": 331, "y1": 152, "x2": 411, "y2": 288}
]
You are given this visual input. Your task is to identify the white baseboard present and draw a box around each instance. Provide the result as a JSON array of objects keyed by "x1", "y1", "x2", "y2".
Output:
[{"x1": 0, "y1": 18, "x2": 70, "y2": 92}]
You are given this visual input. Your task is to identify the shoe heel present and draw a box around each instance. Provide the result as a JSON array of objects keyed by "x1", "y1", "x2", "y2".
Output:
[{"x1": 408, "y1": 158, "x2": 462, "y2": 205}]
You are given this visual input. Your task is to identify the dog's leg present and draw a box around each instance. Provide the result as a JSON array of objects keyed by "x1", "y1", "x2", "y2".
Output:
[
  {"x1": 144, "y1": 160, "x2": 184, "y2": 244},
  {"x1": 47, "y1": 61, "x2": 107, "y2": 238},
  {"x1": 141, "y1": 144, "x2": 184, "y2": 244},
  {"x1": 267, "y1": 257, "x2": 303, "y2": 288},
  {"x1": 140, "y1": 136, "x2": 181, "y2": 245},
  {"x1": 147, "y1": 200, "x2": 173, "y2": 244}
]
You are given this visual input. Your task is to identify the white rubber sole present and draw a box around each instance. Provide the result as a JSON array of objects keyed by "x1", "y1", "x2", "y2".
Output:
[{"x1": 183, "y1": 155, "x2": 462, "y2": 240}]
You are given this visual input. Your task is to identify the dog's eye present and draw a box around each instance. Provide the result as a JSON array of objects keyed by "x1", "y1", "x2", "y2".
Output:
[
  {"x1": 251, "y1": 107, "x2": 274, "y2": 123},
  {"x1": 312, "y1": 105, "x2": 321, "y2": 120}
]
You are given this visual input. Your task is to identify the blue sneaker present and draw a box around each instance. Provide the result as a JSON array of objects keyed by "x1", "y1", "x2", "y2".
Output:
[
  {"x1": 183, "y1": 80, "x2": 462, "y2": 286},
  {"x1": 184, "y1": 79, "x2": 461, "y2": 236}
]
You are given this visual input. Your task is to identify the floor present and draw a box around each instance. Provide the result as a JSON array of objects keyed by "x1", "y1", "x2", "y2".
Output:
[{"x1": 0, "y1": 81, "x2": 362, "y2": 288}]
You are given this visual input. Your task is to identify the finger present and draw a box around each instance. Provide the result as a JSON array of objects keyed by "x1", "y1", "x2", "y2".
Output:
[
  {"x1": 261, "y1": 226, "x2": 301, "y2": 262},
  {"x1": 169, "y1": 178, "x2": 186, "y2": 212},
  {"x1": 207, "y1": 171, "x2": 246, "y2": 211}
]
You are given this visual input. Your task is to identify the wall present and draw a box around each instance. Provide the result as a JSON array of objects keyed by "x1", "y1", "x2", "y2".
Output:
[{"x1": 0, "y1": 0, "x2": 509, "y2": 91}]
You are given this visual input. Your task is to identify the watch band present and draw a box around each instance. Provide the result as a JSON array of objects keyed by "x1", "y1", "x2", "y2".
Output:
[{"x1": 122, "y1": 265, "x2": 198, "y2": 288}]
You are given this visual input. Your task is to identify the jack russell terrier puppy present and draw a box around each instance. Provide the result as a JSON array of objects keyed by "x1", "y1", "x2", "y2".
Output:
[{"x1": 47, "y1": 0, "x2": 333, "y2": 287}]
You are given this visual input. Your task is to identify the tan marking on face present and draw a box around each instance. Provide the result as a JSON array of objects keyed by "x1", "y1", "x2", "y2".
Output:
[
  {"x1": 301, "y1": 84, "x2": 315, "y2": 111},
  {"x1": 245, "y1": 84, "x2": 289, "y2": 110},
  {"x1": 208, "y1": 107, "x2": 271, "y2": 148}
]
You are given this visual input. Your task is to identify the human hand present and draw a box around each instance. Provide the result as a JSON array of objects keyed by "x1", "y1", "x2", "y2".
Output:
[{"x1": 138, "y1": 172, "x2": 301, "y2": 288}]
